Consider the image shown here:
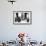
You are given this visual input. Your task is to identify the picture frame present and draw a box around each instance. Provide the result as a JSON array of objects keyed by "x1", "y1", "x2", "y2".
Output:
[{"x1": 13, "y1": 11, "x2": 32, "y2": 25}]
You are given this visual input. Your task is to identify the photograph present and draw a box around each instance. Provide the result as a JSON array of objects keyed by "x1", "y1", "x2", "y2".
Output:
[{"x1": 13, "y1": 11, "x2": 32, "y2": 25}]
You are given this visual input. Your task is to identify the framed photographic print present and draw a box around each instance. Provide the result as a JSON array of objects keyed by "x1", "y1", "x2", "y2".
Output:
[{"x1": 13, "y1": 11, "x2": 32, "y2": 25}]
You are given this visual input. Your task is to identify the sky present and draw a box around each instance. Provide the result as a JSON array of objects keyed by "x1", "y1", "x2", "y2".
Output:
[{"x1": 0, "y1": 0, "x2": 46, "y2": 42}]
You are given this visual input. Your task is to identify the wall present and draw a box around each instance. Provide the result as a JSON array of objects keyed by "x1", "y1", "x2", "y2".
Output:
[{"x1": 0, "y1": 0, "x2": 46, "y2": 41}]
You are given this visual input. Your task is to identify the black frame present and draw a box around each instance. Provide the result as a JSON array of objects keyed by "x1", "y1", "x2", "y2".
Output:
[{"x1": 13, "y1": 11, "x2": 32, "y2": 25}]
